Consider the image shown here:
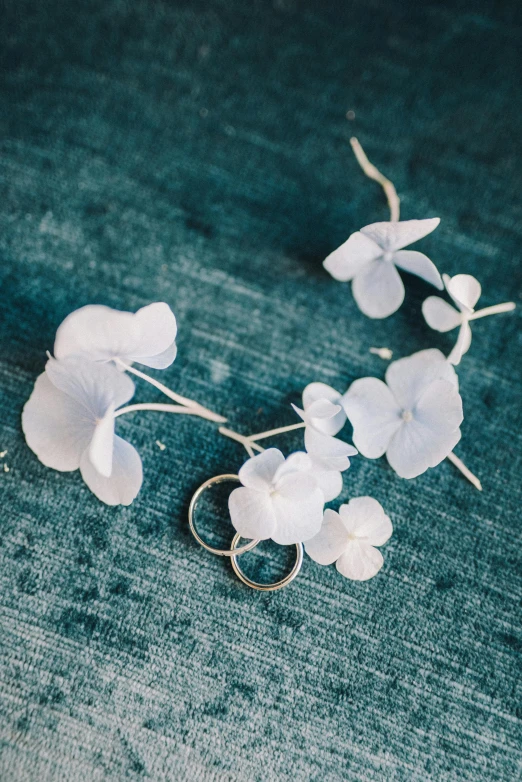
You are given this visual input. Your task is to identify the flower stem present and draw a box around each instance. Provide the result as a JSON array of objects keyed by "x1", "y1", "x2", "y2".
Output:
[
  {"x1": 446, "y1": 451, "x2": 482, "y2": 491},
  {"x1": 115, "y1": 359, "x2": 227, "y2": 423},
  {"x1": 468, "y1": 302, "x2": 516, "y2": 321},
  {"x1": 350, "y1": 137, "x2": 400, "y2": 222},
  {"x1": 218, "y1": 427, "x2": 264, "y2": 457},
  {"x1": 249, "y1": 422, "x2": 306, "y2": 442},
  {"x1": 115, "y1": 402, "x2": 222, "y2": 423}
]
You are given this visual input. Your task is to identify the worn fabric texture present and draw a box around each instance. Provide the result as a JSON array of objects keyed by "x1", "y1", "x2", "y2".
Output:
[{"x1": 1, "y1": 1, "x2": 521, "y2": 780}]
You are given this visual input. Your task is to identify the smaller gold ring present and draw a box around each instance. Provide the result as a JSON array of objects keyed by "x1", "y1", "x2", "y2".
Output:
[
  {"x1": 188, "y1": 474, "x2": 259, "y2": 557},
  {"x1": 230, "y1": 534, "x2": 303, "y2": 591}
]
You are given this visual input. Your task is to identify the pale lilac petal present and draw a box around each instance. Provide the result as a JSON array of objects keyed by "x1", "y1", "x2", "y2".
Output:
[
  {"x1": 313, "y1": 470, "x2": 343, "y2": 502},
  {"x1": 446, "y1": 274, "x2": 481, "y2": 312},
  {"x1": 302, "y1": 382, "x2": 342, "y2": 408},
  {"x1": 306, "y1": 398, "x2": 346, "y2": 436},
  {"x1": 80, "y1": 436, "x2": 143, "y2": 506},
  {"x1": 88, "y1": 404, "x2": 115, "y2": 478},
  {"x1": 273, "y1": 452, "x2": 312, "y2": 483},
  {"x1": 336, "y1": 541, "x2": 384, "y2": 581},
  {"x1": 323, "y1": 232, "x2": 381, "y2": 281},
  {"x1": 448, "y1": 321, "x2": 472, "y2": 365},
  {"x1": 309, "y1": 453, "x2": 355, "y2": 472},
  {"x1": 127, "y1": 303, "x2": 177, "y2": 367},
  {"x1": 393, "y1": 250, "x2": 443, "y2": 289},
  {"x1": 22, "y1": 372, "x2": 93, "y2": 471},
  {"x1": 228, "y1": 487, "x2": 277, "y2": 540},
  {"x1": 422, "y1": 297, "x2": 462, "y2": 332},
  {"x1": 305, "y1": 509, "x2": 349, "y2": 565},
  {"x1": 138, "y1": 341, "x2": 178, "y2": 370},
  {"x1": 414, "y1": 379, "x2": 464, "y2": 435},
  {"x1": 361, "y1": 218, "x2": 440, "y2": 252},
  {"x1": 54, "y1": 305, "x2": 139, "y2": 362},
  {"x1": 385, "y1": 349, "x2": 458, "y2": 411},
  {"x1": 352, "y1": 260, "x2": 405, "y2": 319},
  {"x1": 338, "y1": 497, "x2": 393, "y2": 546},
  {"x1": 304, "y1": 426, "x2": 358, "y2": 458},
  {"x1": 271, "y1": 489, "x2": 324, "y2": 545},
  {"x1": 237, "y1": 449, "x2": 285, "y2": 491},
  {"x1": 46, "y1": 357, "x2": 135, "y2": 418},
  {"x1": 275, "y1": 471, "x2": 317, "y2": 501},
  {"x1": 342, "y1": 378, "x2": 401, "y2": 458}
]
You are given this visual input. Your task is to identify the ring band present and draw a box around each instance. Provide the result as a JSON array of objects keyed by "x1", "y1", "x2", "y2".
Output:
[
  {"x1": 188, "y1": 474, "x2": 259, "y2": 557},
  {"x1": 230, "y1": 533, "x2": 304, "y2": 591}
]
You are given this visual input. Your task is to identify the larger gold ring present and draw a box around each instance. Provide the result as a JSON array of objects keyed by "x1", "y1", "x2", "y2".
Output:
[
  {"x1": 230, "y1": 534, "x2": 303, "y2": 591},
  {"x1": 188, "y1": 474, "x2": 259, "y2": 557}
]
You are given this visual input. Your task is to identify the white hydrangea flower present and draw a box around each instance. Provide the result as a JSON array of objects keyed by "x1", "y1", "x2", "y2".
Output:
[
  {"x1": 305, "y1": 497, "x2": 392, "y2": 580},
  {"x1": 228, "y1": 449, "x2": 325, "y2": 545},
  {"x1": 22, "y1": 357, "x2": 143, "y2": 505},
  {"x1": 324, "y1": 218, "x2": 442, "y2": 318},
  {"x1": 54, "y1": 302, "x2": 177, "y2": 369},
  {"x1": 342, "y1": 349, "x2": 463, "y2": 479},
  {"x1": 422, "y1": 273, "x2": 515, "y2": 366},
  {"x1": 292, "y1": 382, "x2": 358, "y2": 465}
]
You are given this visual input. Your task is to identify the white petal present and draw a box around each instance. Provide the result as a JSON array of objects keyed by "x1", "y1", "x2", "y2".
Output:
[
  {"x1": 138, "y1": 341, "x2": 178, "y2": 370},
  {"x1": 308, "y1": 452, "x2": 357, "y2": 473},
  {"x1": 80, "y1": 436, "x2": 143, "y2": 506},
  {"x1": 22, "y1": 372, "x2": 93, "y2": 471},
  {"x1": 336, "y1": 541, "x2": 384, "y2": 581},
  {"x1": 361, "y1": 218, "x2": 440, "y2": 252},
  {"x1": 54, "y1": 305, "x2": 139, "y2": 362},
  {"x1": 303, "y1": 382, "x2": 342, "y2": 408},
  {"x1": 384, "y1": 348, "x2": 458, "y2": 411},
  {"x1": 422, "y1": 297, "x2": 462, "y2": 332},
  {"x1": 271, "y1": 488, "x2": 324, "y2": 545},
  {"x1": 88, "y1": 404, "x2": 115, "y2": 478},
  {"x1": 338, "y1": 497, "x2": 392, "y2": 546},
  {"x1": 228, "y1": 487, "x2": 277, "y2": 540},
  {"x1": 386, "y1": 380, "x2": 463, "y2": 478},
  {"x1": 306, "y1": 398, "x2": 346, "y2": 436},
  {"x1": 305, "y1": 426, "x2": 358, "y2": 458},
  {"x1": 46, "y1": 356, "x2": 135, "y2": 418},
  {"x1": 273, "y1": 452, "x2": 312, "y2": 484},
  {"x1": 446, "y1": 274, "x2": 481, "y2": 312},
  {"x1": 323, "y1": 232, "x2": 381, "y2": 281},
  {"x1": 342, "y1": 378, "x2": 401, "y2": 458},
  {"x1": 393, "y1": 250, "x2": 443, "y2": 289},
  {"x1": 305, "y1": 509, "x2": 349, "y2": 565},
  {"x1": 352, "y1": 260, "x2": 405, "y2": 319},
  {"x1": 276, "y1": 471, "x2": 317, "y2": 501},
  {"x1": 126, "y1": 303, "x2": 177, "y2": 367},
  {"x1": 448, "y1": 321, "x2": 472, "y2": 366},
  {"x1": 237, "y1": 448, "x2": 285, "y2": 491},
  {"x1": 313, "y1": 470, "x2": 343, "y2": 502}
]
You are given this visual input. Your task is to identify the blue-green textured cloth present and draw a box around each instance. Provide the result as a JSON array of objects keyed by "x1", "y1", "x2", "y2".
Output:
[{"x1": 1, "y1": 1, "x2": 521, "y2": 779}]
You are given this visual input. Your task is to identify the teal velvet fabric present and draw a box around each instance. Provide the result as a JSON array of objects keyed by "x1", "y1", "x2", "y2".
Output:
[{"x1": 1, "y1": 1, "x2": 521, "y2": 779}]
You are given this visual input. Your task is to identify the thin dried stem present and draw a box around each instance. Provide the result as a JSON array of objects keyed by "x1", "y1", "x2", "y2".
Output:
[
  {"x1": 446, "y1": 451, "x2": 482, "y2": 491},
  {"x1": 249, "y1": 422, "x2": 306, "y2": 442},
  {"x1": 468, "y1": 302, "x2": 516, "y2": 321},
  {"x1": 350, "y1": 137, "x2": 400, "y2": 222},
  {"x1": 115, "y1": 359, "x2": 227, "y2": 423},
  {"x1": 218, "y1": 427, "x2": 265, "y2": 456},
  {"x1": 115, "y1": 402, "x2": 220, "y2": 422}
]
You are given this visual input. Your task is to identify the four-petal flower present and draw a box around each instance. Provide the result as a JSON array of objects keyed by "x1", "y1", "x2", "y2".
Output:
[
  {"x1": 324, "y1": 218, "x2": 442, "y2": 318},
  {"x1": 54, "y1": 302, "x2": 177, "y2": 369},
  {"x1": 342, "y1": 349, "x2": 463, "y2": 479},
  {"x1": 228, "y1": 449, "x2": 325, "y2": 545},
  {"x1": 22, "y1": 357, "x2": 143, "y2": 505},
  {"x1": 422, "y1": 273, "x2": 480, "y2": 365},
  {"x1": 305, "y1": 497, "x2": 393, "y2": 580}
]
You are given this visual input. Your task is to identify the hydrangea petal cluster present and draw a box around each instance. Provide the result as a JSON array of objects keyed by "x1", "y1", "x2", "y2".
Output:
[
  {"x1": 422, "y1": 274, "x2": 481, "y2": 365},
  {"x1": 306, "y1": 497, "x2": 393, "y2": 580},
  {"x1": 324, "y1": 218, "x2": 442, "y2": 319},
  {"x1": 54, "y1": 302, "x2": 177, "y2": 369},
  {"x1": 342, "y1": 349, "x2": 463, "y2": 479},
  {"x1": 22, "y1": 357, "x2": 143, "y2": 505},
  {"x1": 228, "y1": 449, "x2": 325, "y2": 545}
]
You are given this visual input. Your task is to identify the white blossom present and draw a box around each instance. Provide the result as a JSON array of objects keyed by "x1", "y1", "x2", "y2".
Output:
[
  {"x1": 228, "y1": 449, "x2": 325, "y2": 545},
  {"x1": 342, "y1": 349, "x2": 463, "y2": 479},
  {"x1": 324, "y1": 218, "x2": 442, "y2": 318},
  {"x1": 54, "y1": 302, "x2": 177, "y2": 369},
  {"x1": 305, "y1": 497, "x2": 392, "y2": 580},
  {"x1": 22, "y1": 357, "x2": 142, "y2": 505}
]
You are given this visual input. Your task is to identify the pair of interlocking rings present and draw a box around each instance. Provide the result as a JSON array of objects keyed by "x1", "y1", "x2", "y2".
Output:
[{"x1": 188, "y1": 474, "x2": 303, "y2": 591}]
